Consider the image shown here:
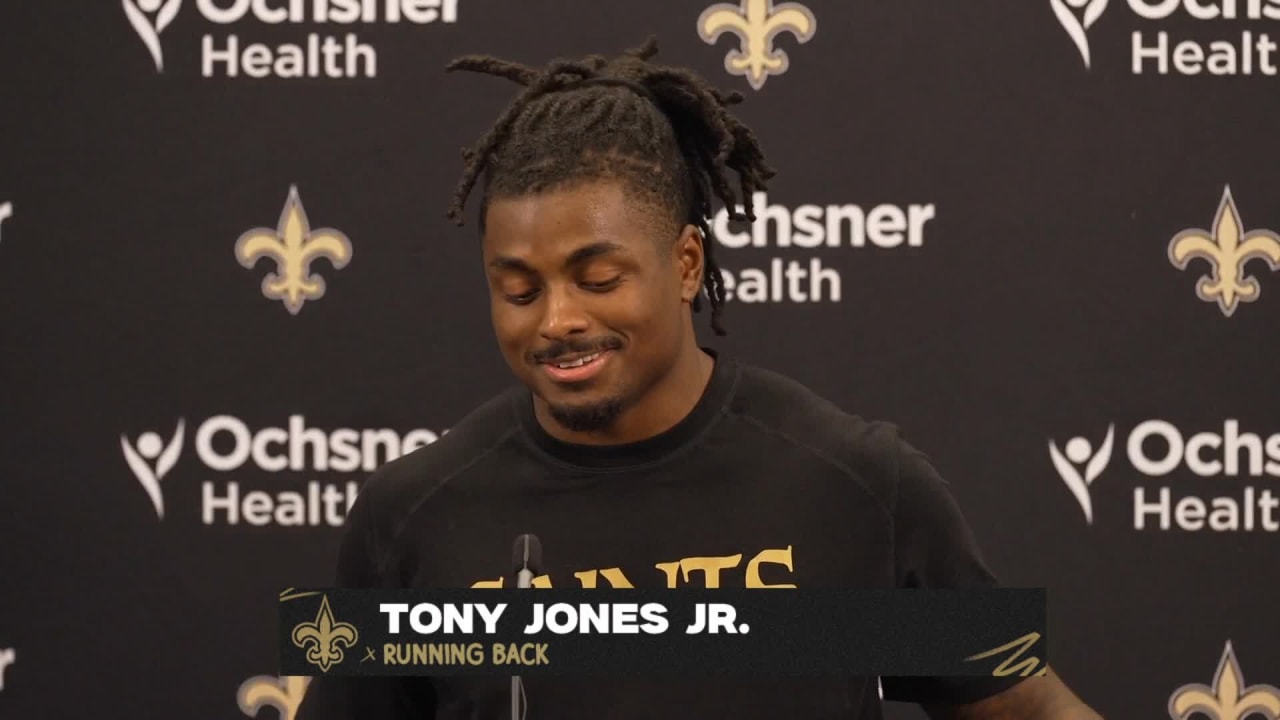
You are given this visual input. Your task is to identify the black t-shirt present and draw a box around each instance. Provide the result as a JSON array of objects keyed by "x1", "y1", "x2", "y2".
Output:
[{"x1": 296, "y1": 350, "x2": 1028, "y2": 719}]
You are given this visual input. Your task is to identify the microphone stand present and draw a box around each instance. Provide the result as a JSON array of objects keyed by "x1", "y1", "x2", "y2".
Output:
[
  {"x1": 512, "y1": 563, "x2": 533, "y2": 720},
  {"x1": 511, "y1": 535, "x2": 541, "y2": 720}
]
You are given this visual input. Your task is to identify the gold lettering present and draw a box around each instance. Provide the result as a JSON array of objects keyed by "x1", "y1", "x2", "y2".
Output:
[
  {"x1": 574, "y1": 568, "x2": 636, "y2": 588},
  {"x1": 746, "y1": 546, "x2": 797, "y2": 588},
  {"x1": 675, "y1": 555, "x2": 743, "y2": 588},
  {"x1": 493, "y1": 643, "x2": 540, "y2": 665},
  {"x1": 655, "y1": 561, "x2": 681, "y2": 588},
  {"x1": 469, "y1": 575, "x2": 554, "y2": 588},
  {"x1": 383, "y1": 643, "x2": 396, "y2": 664},
  {"x1": 473, "y1": 546, "x2": 799, "y2": 589}
]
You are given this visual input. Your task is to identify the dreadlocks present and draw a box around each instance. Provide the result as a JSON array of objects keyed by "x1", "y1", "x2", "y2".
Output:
[{"x1": 444, "y1": 36, "x2": 776, "y2": 336}]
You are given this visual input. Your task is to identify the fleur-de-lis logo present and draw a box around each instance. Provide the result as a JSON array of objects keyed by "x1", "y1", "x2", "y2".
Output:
[
  {"x1": 291, "y1": 594, "x2": 358, "y2": 673},
  {"x1": 1168, "y1": 641, "x2": 1280, "y2": 720},
  {"x1": 237, "y1": 674, "x2": 312, "y2": 720},
  {"x1": 1168, "y1": 186, "x2": 1280, "y2": 317},
  {"x1": 697, "y1": 0, "x2": 816, "y2": 90},
  {"x1": 235, "y1": 186, "x2": 353, "y2": 315},
  {"x1": 1049, "y1": 0, "x2": 1109, "y2": 69},
  {"x1": 122, "y1": 0, "x2": 183, "y2": 73},
  {"x1": 964, "y1": 632, "x2": 1049, "y2": 678}
]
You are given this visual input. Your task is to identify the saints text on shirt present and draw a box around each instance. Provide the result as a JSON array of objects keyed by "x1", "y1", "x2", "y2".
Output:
[{"x1": 469, "y1": 546, "x2": 798, "y2": 589}]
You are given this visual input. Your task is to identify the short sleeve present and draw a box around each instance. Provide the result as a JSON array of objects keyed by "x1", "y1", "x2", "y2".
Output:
[
  {"x1": 294, "y1": 476, "x2": 437, "y2": 720},
  {"x1": 878, "y1": 438, "x2": 1030, "y2": 706}
]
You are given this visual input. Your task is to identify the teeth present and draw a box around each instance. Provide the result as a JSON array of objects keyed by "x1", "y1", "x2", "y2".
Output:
[{"x1": 556, "y1": 353, "x2": 600, "y2": 369}]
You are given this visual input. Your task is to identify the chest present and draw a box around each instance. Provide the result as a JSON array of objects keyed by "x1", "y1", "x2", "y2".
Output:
[{"x1": 400, "y1": 452, "x2": 895, "y2": 590}]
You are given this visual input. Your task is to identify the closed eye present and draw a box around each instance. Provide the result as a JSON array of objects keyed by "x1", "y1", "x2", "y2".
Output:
[
  {"x1": 503, "y1": 288, "x2": 540, "y2": 305},
  {"x1": 580, "y1": 275, "x2": 623, "y2": 291}
]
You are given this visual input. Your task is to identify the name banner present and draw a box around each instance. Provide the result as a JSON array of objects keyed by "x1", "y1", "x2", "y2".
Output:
[{"x1": 278, "y1": 588, "x2": 1047, "y2": 677}]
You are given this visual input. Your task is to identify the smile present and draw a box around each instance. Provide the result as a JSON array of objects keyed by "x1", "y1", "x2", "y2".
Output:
[{"x1": 541, "y1": 351, "x2": 612, "y2": 383}]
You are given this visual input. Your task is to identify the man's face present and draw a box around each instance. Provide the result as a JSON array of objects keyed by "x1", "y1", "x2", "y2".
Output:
[{"x1": 481, "y1": 180, "x2": 693, "y2": 434}]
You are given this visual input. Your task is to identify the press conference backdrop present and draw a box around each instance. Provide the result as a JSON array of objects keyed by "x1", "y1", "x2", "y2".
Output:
[{"x1": 1, "y1": 0, "x2": 1278, "y2": 718}]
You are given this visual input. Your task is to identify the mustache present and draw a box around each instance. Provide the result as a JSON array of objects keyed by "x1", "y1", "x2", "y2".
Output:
[{"x1": 529, "y1": 336, "x2": 623, "y2": 364}]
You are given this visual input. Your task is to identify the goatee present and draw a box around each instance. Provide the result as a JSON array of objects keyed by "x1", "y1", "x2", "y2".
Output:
[{"x1": 548, "y1": 397, "x2": 625, "y2": 433}]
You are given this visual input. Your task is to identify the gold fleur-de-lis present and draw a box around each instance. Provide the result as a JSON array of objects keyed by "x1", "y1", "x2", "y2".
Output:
[
  {"x1": 1168, "y1": 641, "x2": 1280, "y2": 720},
  {"x1": 1168, "y1": 186, "x2": 1280, "y2": 317},
  {"x1": 237, "y1": 675, "x2": 312, "y2": 720},
  {"x1": 291, "y1": 594, "x2": 359, "y2": 673},
  {"x1": 963, "y1": 632, "x2": 1049, "y2": 677},
  {"x1": 697, "y1": 0, "x2": 816, "y2": 90},
  {"x1": 235, "y1": 185, "x2": 353, "y2": 315}
]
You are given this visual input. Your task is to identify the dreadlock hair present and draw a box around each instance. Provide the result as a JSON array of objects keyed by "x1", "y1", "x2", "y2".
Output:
[{"x1": 444, "y1": 36, "x2": 776, "y2": 336}]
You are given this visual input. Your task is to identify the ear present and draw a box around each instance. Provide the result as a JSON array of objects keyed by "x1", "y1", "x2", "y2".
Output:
[{"x1": 672, "y1": 224, "x2": 705, "y2": 304}]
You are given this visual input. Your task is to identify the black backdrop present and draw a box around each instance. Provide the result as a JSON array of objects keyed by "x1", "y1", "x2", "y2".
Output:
[{"x1": 2, "y1": 1, "x2": 1279, "y2": 718}]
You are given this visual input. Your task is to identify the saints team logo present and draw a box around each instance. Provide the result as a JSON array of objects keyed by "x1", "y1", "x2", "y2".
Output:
[
  {"x1": 284, "y1": 590, "x2": 359, "y2": 673},
  {"x1": 1168, "y1": 185, "x2": 1280, "y2": 317},
  {"x1": 238, "y1": 674, "x2": 311, "y2": 720},
  {"x1": 235, "y1": 185, "x2": 353, "y2": 315},
  {"x1": 697, "y1": 0, "x2": 816, "y2": 90},
  {"x1": 1168, "y1": 640, "x2": 1280, "y2": 719}
]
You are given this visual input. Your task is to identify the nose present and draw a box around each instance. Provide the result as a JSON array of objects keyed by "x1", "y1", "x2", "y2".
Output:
[{"x1": 538, "y1": 284, "x2": 590, "y2": 340}]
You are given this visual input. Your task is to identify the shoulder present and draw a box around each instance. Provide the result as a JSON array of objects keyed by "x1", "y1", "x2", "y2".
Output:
[
  {"x1": 724, "y1": 361, "x2": 912, "y2": 511},
  {"x1": 350, "y1": 387, "x2": 523, "y2": 536}
]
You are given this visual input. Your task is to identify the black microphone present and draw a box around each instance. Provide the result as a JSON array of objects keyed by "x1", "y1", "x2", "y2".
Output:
[{"x1": 510, "y1": 534, "x2": 541, "y2": 720}]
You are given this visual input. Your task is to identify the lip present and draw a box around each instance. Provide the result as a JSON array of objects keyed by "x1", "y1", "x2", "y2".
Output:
[{"x1": 540, "y1": 350, "x2": 613, "y2": 384}]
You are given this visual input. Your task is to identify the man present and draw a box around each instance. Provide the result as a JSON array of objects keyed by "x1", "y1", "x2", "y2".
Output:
[{"x1": 296, "y1": 38, "x2": 1103, "y2": 719}]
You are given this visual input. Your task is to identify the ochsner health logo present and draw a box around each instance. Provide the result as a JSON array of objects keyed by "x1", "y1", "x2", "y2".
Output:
[
  {"x1": 1054, "y1": 0, "x2": 1280, "y2": 76},
  {"x1": 0, "y1": 201, "x2": 13, "y2": 244},
  {"x1": 121, "y1": 415, "x2": 443, "y2": 527},
  {"x1": 1049, "y1": 419, "x2": 1280, "y2": 532},
  {"x1": 125, "y1": 0, "x2": 459, "y2": 79},
  {"x1": 1050, "y1": 0, "x2": 1109, "y2": 69},
  {"x1": 123, "y1": 0, "x2": 183, "y2": 72},
  {"x1": 0, "y1": 645, "x2": 15, "y2": 692},
  {"x1": 121, "y1": 420, "x2": 186, "y2": 519},
  {"x1": 1048, "y1": 424, "x2": 1115, "y2": 524}
]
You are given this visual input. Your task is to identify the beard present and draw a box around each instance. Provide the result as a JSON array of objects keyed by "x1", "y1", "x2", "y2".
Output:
[{"x1": 546, "y1": 394, "x2": 626, "y2": 433}]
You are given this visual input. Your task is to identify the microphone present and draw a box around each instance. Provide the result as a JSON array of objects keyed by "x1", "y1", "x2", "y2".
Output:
[
  {"x1": 512, "y1": 534, "x2": 543, "y2": 588},
  {"x1": 510, "y1": 534, "x2": 542, "y2": 720}
]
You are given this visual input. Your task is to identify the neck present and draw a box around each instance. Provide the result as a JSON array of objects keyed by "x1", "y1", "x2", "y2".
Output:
[{"x1": 533, "y1": 339, "x2": 714, "y2": 446}]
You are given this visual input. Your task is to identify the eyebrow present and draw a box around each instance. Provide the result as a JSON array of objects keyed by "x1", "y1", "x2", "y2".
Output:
[{"x1": 488, "y1": 241, "x2": 628, "y2": 273}]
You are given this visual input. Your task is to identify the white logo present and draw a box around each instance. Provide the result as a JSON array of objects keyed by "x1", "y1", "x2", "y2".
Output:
[
  {"x1": 0, "y1": 202, "x2": 12, "y2": 242},
  {"x1": 1050, "y1": 0, "x2": 1110, "y2": 68},
  {"x1": 0, "y1": 646, "x2": 14, "y2": 692},
  {"x1": 122, "y1": 415, "x2": 442, "y2": 526},
  {"x1": 124, "y1": 0, "x2": 183, "y2": 73},
  {"x1": 707, "y1": 192, "x2": 936, "y2": 304},
  {"x1": 127, "y1": 0, "x2": 458, "y2": 79},
  {"x1": 1048, "y1": 424, "x2": 1115, "y2": 524},
  {"x1": 121, "y1": 420, "x2": 186, "y2": 519},
  {"x1": 1058, "y1": 0, "x2": 1280, "y2": 76},
  {"x1": 1050, "y1": 419, "x2": 1280, "y2": 532}
]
